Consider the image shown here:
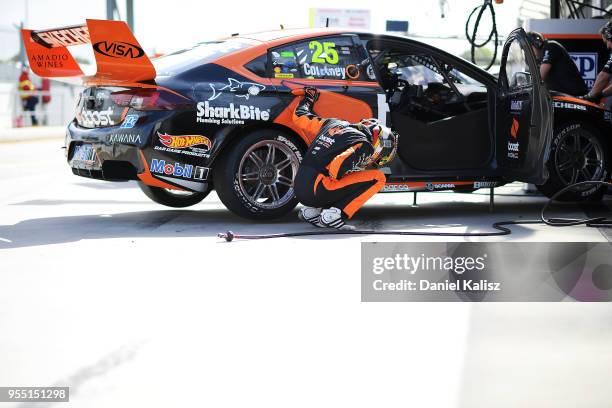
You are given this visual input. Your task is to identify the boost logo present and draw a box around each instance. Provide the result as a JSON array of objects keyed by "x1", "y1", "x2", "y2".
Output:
[
  {"x1": 93, "y1": 41, "x2": 144, "y2": 59},
  {"x1": 158, "y1": 133, "x2": 212, "y2": 150}
]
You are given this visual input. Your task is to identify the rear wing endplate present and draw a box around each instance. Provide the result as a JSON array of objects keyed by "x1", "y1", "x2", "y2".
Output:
[{"x1": 21, "y1": 19, "x2": 156, "y2": 83}]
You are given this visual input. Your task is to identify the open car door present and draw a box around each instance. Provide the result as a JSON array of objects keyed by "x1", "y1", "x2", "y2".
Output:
[{"x1": 495, "y1": 28, "x2": 552, "y2": 185}]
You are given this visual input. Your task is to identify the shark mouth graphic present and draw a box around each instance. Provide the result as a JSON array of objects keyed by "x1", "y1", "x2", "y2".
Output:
[{"x1": 208, "y1": 78, "x2": 266, "y2": 101}]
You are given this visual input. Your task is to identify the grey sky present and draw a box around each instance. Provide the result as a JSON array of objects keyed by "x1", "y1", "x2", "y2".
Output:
[{"x1": 0, "y1": 0, "x2": 521, "y2": 60}]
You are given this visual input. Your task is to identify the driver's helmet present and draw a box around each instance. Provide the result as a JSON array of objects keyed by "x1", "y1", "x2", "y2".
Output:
[{"x1": 358, "y1": 118, "x2": 398, "y2": 166}]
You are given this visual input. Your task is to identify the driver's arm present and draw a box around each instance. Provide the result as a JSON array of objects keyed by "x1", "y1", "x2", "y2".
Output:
[
  {"x1": 540, "y1": 63, "x2": 552, "y2": 81},
  {"x1": 587, "y1": 58, "x2": 612, "y2": 99},
  {"x1": 539, "y1": 44, "x2": 557, "y2": 81},
  {"x1": 292, "y1": 87, "x2": 326, "y2": 140}
]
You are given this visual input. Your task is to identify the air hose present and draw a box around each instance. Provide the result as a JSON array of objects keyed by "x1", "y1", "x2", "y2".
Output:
[
  {"x1": 217, "y1": 181, "x2": 612, "y2": 241},
  {"x1": 465, "y1": 0, "x2": 499, "y2": 71}
]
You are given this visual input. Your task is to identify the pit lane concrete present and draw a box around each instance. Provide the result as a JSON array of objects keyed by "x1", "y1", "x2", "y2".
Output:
[{"x1": 1, "y1": 139, "x2": 611, "y2": 408}]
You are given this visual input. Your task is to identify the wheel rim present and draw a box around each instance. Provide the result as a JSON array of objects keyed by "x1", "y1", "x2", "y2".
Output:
[
  {"x1": 554, "y1": 129, "x2": 605, "y2": 192},
  {"x1": 237, "y1": 139, "x2": 300, "y2": 209}
]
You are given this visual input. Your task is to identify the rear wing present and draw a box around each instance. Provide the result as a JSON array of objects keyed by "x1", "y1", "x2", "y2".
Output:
[{"x1": 21, "y1": 19, "x2": 156, "y2": 83}]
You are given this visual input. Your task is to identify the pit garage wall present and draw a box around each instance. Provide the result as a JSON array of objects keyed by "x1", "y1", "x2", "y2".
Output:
[{"x1": 525, "y1": 19, "x2": 609, "y2": 91}]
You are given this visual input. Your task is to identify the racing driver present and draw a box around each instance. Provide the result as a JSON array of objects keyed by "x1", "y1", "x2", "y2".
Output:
[{"x1": 291, "y1": 87, "x2": 397, "y2": 230}]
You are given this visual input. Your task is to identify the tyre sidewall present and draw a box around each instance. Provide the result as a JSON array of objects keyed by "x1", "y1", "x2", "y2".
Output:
[
  {"x1": 214, "y1": 129, "x2": 303, "y2": 220},
  {"x1": 541, "y1": 121, "x2": 609, "y2": 201}
]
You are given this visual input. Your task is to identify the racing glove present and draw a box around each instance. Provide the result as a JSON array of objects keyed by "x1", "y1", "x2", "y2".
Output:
[
  {"x1": 291, "y1": 87, "x2": 320, "y2": 103},
  {"x1": 581, "y1": 92, "x2": 601, "y2": 103}
]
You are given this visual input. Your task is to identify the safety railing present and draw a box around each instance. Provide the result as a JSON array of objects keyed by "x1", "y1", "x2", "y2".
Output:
[{"x1": 0, "y1": 87, "x2": 82, "y2": 128}]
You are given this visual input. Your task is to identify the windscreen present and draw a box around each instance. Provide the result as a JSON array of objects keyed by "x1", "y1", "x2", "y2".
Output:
[{"x1": 153, "y1": 38, "x2": 256, "y2": 76}]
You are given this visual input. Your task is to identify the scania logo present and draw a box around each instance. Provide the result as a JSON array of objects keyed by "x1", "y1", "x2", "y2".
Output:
[{"x1": 93, "y1": 41, "x2": 144, "y2": 59}]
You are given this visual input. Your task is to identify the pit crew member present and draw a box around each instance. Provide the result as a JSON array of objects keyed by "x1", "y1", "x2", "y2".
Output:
[
  {"x1": 583, "y1": 21, "x2": 612, "y2": 102},
  {"x1": 527, "y1": 31, "x2": 588, "y2": 96}
]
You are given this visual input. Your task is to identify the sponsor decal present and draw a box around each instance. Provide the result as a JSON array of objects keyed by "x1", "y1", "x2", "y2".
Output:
[
  {"x1": 507, "y1": 140, "x2": 519, "y2": 159},
  {"x1": 570, "y1": 52, "x2": 598, "y2": 88},
  {"x1": 196, "y1": 101, "x2": 270, "y2": 125},
  {"x1": 274, "y1": 73, "x2": 294, "y2": 78},
  {"x1": 193, "y1": 166, "x2": 209, "y2": 180},
  {"x1": 381, "y1": 184, "x2": 412, "y2": 192},
  {"x1": 426, "y1": 183, "x2": 455, "y2": 191},
  {"x1": 553, "y1": 101, "x2": 587, "y2": 111},
  {"x1": 108, "y1": 133, "x2": 141, "y2": 144},
  {"x1": 474, "y1": 181, "x2": 497, "y2": 189},
  {"x1": 315, "y1": 134, "x2": 335, "y2": 149},
  {"x1": 154, "y1": 132, "x2": 212, "y2": 158},
  {"x1": 150, "y1": 159, "x2": 193, "y2": 179},
  {"x1": 93, "y1": 41, "x2": 144, "y2": 59},
  {"x1": 303, "y1": 63, "x2": 346, "y2": 79},
  {"x1": 510, "y1": 118, "x2": 519, "y2": 139},
  {"x1": 158, "y1": 133, "x2": 211, "y2": 149},
  {"x1": 510, "y1": 100, "x2": 523, "y2": 112},
  {"x1": 120, "y1": 114, "x2": 139, "y2": 129},
  {"x1": 30, "y1": 53, "x2": 69, "y2": 69},
  {"x1": 77, "y1": 107, "x2": 114, "y2": 127},
  {"x1": 208, "y1": 78, "x2": 265, "y2": 101},
  {"x1": 34, "y1": 26, "x2": 90, "y2": 48},
  {"x1": 367, "y1": 65, "x2": 376, "y2": 80}
]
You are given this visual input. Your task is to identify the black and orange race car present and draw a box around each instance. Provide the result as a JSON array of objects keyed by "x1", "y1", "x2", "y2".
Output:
[{"x1": 22, "y1": 20, "x2": 611, "y2": 219}]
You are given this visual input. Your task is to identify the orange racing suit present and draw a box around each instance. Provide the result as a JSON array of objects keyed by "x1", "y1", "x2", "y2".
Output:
[{"x1": 292, "y1": 88, "x2": 386, "y2": 219}]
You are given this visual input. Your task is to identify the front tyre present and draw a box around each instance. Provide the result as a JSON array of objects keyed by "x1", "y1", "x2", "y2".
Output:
[
  {"x1": 537, "y1": 121, "x2": 609, "y2": 201},
  {"x1": 213, "y1": 129, "x2": 303, "y2": 220},
  {"x1": 138, "y1": 182, "x2": 210, "y2": 208}
]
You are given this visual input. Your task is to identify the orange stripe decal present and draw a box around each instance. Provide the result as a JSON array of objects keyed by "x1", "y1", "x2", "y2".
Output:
[
  {"x1": 553, "y1": 95, "x2": 603, "y2": 109},
  {"x1": 137, "y1": 150, "x2": 185, "y2": 191}
]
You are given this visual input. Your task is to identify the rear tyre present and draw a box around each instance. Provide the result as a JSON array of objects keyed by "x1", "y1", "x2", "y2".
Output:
[
  {"x1": 138, "y1": 182, "x2": 210, "y2": 208},
  {"x1": 537, "y1": 121, "x2": 609, "y2": 201},
  {"x1": 213, "y1": 129, "x2": 303, "y2": 220}
]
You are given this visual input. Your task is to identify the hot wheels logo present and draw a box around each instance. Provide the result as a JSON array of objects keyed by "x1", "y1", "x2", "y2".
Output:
[{"x1": 157, "y1": 132, "x2": 211, "y2": 150}]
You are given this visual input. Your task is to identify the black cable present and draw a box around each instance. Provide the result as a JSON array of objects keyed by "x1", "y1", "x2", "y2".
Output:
[
  {"x1": 465, "y1": 0, "x2": 499, "y2": 71},
  {"x1": 217, "y1": 181, "x2": 612, "y2": 241}
]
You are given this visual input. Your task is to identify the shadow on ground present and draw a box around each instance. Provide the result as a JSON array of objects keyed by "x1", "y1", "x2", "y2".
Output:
[{"x1": 0, "y1": 199, "x2": 569, "y2": 249}]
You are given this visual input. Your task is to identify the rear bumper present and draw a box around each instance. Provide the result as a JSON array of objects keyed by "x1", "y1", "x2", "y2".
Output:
[
  {"x1": 64, "y1": 112, "x2": 211, "y2": 193},
  {"x1": 65, "y1": 120, "x2": 147, "y2": 181}
]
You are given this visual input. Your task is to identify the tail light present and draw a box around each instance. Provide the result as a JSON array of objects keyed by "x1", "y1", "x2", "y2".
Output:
[{"x1": 110, "y1": 88, "x2": 193, "y2": 111}]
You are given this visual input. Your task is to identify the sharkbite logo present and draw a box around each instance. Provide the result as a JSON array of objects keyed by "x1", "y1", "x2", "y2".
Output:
[
  {"x1": 158, "y1": 133, "x2": 211, "y2": 150},
  {"x1": 208, "y1": 78, "x2": 265, "y2": 101},
  {"x1": 196, "y1": 101, "x2": 270, "y2": 125}
]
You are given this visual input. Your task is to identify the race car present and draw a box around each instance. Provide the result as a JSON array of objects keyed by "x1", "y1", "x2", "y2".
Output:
[{"x1": 22, "y1": 20, "x2": 611, "y2": 219}]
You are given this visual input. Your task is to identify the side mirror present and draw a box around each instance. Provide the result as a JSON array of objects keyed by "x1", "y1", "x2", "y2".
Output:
[{"x1": 510, "y1": 71, "x2": 532, "y2": 88}]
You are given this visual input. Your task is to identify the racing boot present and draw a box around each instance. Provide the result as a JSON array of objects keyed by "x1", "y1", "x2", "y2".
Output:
[
  {"x1": 319, "y1": 207, "x2": 356, "y2": 231},
  {"x1": 298, "y1": 206, "x2": 324, "y2": 228}
]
